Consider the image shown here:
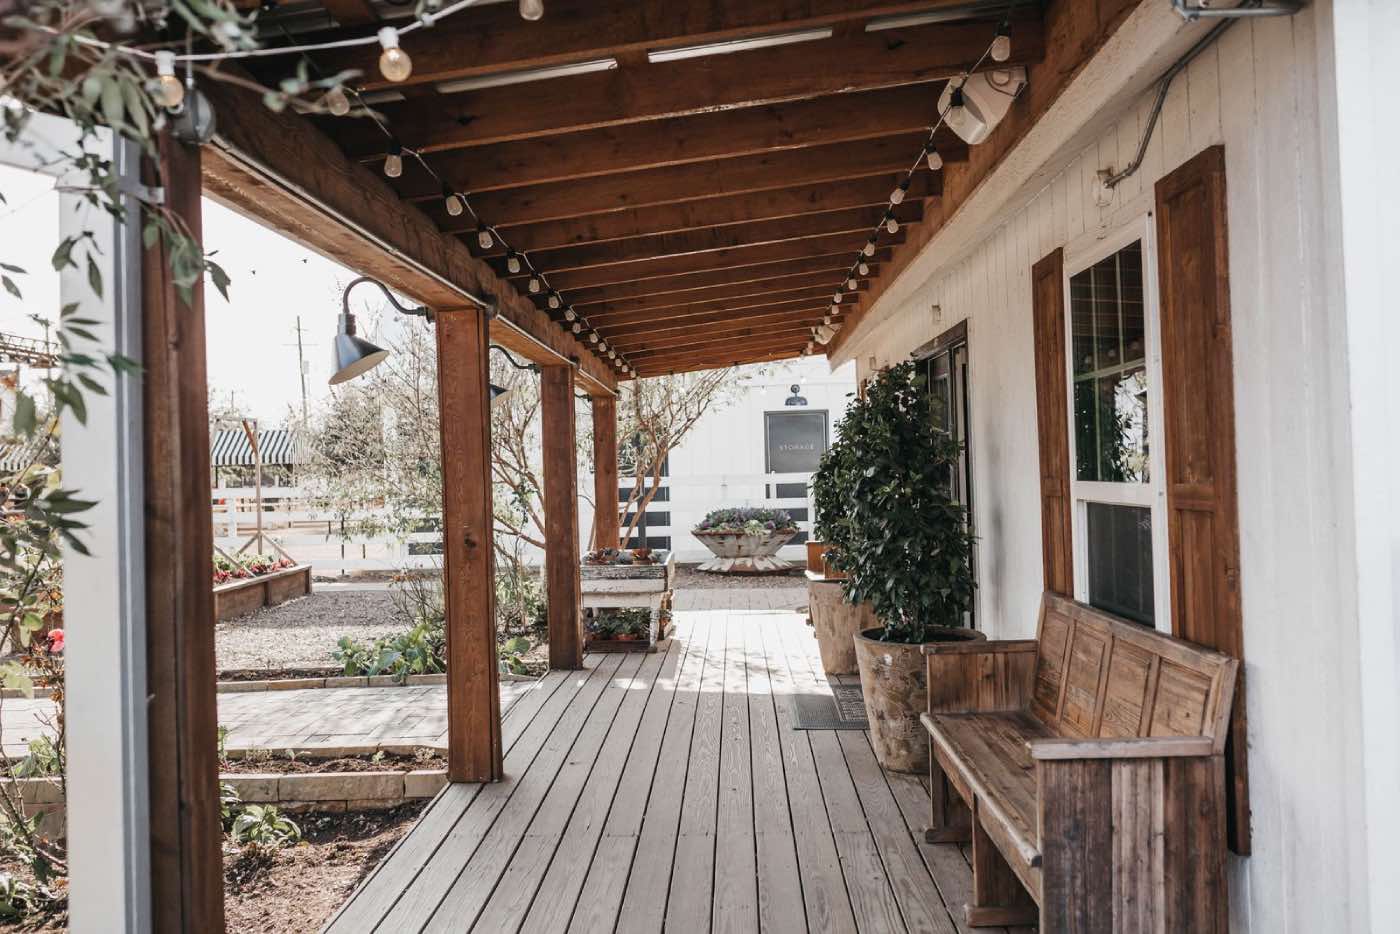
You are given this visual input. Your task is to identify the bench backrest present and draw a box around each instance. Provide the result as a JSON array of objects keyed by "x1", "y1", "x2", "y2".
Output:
[{"x1": 1029, "y1": 593, "x2": 1237, "y2": 750}]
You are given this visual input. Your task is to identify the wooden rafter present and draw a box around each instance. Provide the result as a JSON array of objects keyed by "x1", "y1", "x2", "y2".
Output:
[
  {"x1": 585, "y1": 282, "x2": 863, "y2": 321},
  {"x1": 625, "y1": 329, "x2": 811, "y2": 361},
  {"x1": 305, "y1": 1, "x2": 1039, "y2": 95},
  {"x1": 594, "y1": 298, "x2": 844, "y2": 334},
  {"x1": 560, "y1": 254, "x2": 889, "y2": 306},
  {"x1": 606, "y1": 314, "x2": 830, "y2": 350}
]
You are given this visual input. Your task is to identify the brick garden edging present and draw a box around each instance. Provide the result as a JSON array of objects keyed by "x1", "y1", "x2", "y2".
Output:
[{"x1": 223, "y1": 768, "x2": 447, "y2": 812}]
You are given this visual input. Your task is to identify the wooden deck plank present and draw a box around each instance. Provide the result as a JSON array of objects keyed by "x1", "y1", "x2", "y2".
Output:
[
  {"x1": 371, "y1": 654, "x2": 628, "y2": 930},
  {"x1": 612, "y1": 614, "x2": 719, "y2": 934},
  {"x1": 713, "y1": 613, "x2": 759, "y2": 933},
  {"x1": 479, "y1": 640, "x2": 681, "y2": 931},
  {"x1": 424, "y1": 652, "x2": 650, "y2": 930},
  {"x1": 775, "y1": 620, "x2": 907, "y2": 934},
  {"x1": 761, "y1": 619, "x2": 859, "y2": 934},
  {"x1": 746, "y1": 614, "x2": 808, "y2": 934},
  {"x1": 325, "y1": 667, "x2": 578, "y2": 930},
  {"x1": 663, "y1": 613, "x2": 729, "y2": 932}
]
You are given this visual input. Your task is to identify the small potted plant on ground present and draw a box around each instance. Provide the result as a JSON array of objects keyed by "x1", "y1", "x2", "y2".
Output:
[
  {"x1": 691, "y1": 507, "x2": 799, "y2": 574},
  {"x1": 839, "y1": 361, "x2": 979, "y2": 773}
]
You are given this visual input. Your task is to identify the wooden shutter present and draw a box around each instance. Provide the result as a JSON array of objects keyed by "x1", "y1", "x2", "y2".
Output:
[
  {"x1": 1031, "y1": 248, "x2": 1073, "y2": 596},
  {"x1": 1155, "y1": 145, "x2": 1250, "y2": 854}
]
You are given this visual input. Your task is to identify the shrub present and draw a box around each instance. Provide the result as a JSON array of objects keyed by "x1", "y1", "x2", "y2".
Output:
[
  {"x1": 8, "y1": 738, "x2": 60, "y2": 779},
  {"x1": 830, "y1": 361, "x2": 975, "y2": 644},
  {"x1": 692, "y1": 507, "x2": 795, "y2": 534},
  {"x1": 333, "y1": 619, "x2": 445, "y2": 681},
  {"x1": 230, "y1": 804, "x2": 301, "y2": 849}
]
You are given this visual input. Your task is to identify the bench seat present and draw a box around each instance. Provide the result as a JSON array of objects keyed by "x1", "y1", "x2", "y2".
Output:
[{"x1": 919, "y1": 593, "x2": 1239, "y2": 933}]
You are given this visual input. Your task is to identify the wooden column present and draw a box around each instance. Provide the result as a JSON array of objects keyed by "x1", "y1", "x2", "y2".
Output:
[
  {"x1": 436, "y1": 307, "x2": 504, "y2": 781},
  {"x1": 541, "y1": 365, "x2": 584, "y2": 669},
  {"x1": 142, "y1": 135, "x2": 225, "y2": 932},
  {"x1": 591, "y1": 395, "x2": 620, "y2": 551}
]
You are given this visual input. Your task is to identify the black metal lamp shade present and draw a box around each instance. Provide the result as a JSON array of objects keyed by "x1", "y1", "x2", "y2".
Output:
[{"x1": 329, "y1": 312, "x2": 389, "y2": 385}]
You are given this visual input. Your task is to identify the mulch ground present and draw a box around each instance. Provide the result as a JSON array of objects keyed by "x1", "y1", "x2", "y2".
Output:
[
  {"x1": 221, "y1": 752, "x2": 445, "y2": 774},
  {"x1": 222, "y1": 803, "x2": 425, "y2": 933}
]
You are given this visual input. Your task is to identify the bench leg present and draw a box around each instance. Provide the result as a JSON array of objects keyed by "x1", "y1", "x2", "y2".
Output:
[
  {"x1": 925, "y1": 740, "x2": 972, "y2": 844},
  {"x1": 965, "y1": 807, "x2": 1038, "y2": 928}
]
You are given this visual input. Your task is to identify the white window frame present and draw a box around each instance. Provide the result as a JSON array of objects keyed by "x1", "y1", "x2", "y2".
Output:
[{"x1": 1062, "y1": 214, "x2": 1172, "y2": 633}]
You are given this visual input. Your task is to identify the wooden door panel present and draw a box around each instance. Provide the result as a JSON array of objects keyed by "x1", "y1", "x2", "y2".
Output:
[{"x1": 1031, "y1": 248, "x2": 1073, "y2": 597}]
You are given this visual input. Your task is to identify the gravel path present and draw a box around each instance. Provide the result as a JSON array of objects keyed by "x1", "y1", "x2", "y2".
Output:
[
  {"x1": 673, "y1": 563, "x2": 808, "y2": 591},
  {"x1": 216, "y1": 591, "x2": 406, "y2": 671}
]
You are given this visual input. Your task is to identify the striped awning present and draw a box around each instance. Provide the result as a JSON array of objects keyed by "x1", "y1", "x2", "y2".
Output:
[{"x1": 209, "y1": 428, "x2": 309, "y2": 467}]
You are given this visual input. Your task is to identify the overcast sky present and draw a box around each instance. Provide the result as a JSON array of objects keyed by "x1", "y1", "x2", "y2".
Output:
[{"x1": 1, "y1": 162, "x2": 410, "y2": 423}]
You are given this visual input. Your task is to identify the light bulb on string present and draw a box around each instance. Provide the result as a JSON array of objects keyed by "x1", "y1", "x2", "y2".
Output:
[
  {"x1": 608, "y1": 350, "x2": 617, "y2": 360},
  {"x1": 565, "y1": 308, "x2": 578, "y2": 322},
  {"x1": 377, "y1": 27, "x2": 413, "y2": 82},
  {"x1": 847, "y1": 277, "x2": 858, "y2": 290},
  {"x1": 519, "y1": 0, "x2": 544, "y2": 21},
  {"x1": 477, "y1": 225, "x2": 494, "y2": 250},
  {"x1": 324, "y1": 84, "x2": 351, "y2": 116},
  {"x1": 863, "y1": 239, "x2": 877, "y2": 257},
  {"x1": 890, "y1": 180, "x2": 909, "y2": 205},
  {"x1": 383, "y1": 139, "x2": 403, "y2": 178},
  {"x1": 990, "y1": 25, "x2": 1011, "y2": 63},
  {"x1": 858, "y1": 261, "x2": 870, "y2": 276},
  {"x1": 571, "y1": 322, "x2": 582, "y2": 333},
  {"x1": 832, "y1": 292, "x2": 842, "y2": 304},
  {"x1": 830, "y1": 304, "x2": 840, "y2": 315},
  {"x1": 443, "y1": 186, "x2": 463, "y2": 217},
  {"x1": 506, "y1": 252, "x2": 522, "y2": 274},
  {"x1": 154, "y1": 51, "x2": 185, "y2": 110},
  {"x1": 547, "y1": 292, "x2": 562, "y2": 310},
  {"x1": 885, "y1": 214, "x2": 900, "y2": 234},
  {"x1": 588, "y1": 332, "x2": 598, "y2": 343},
  {"x1": 527, "y1": 276, "x2": 542, "y2": 293},
  {"x1": 925, "y1": 143, "x2": 943, "y2": 172},
  {"x1": 947, "y1": 85, "x2": 967, "y2": 124}
]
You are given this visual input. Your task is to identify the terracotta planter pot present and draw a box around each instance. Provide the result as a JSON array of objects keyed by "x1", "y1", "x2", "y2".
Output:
[
  {"x1": 853, "y1": 625, "x2": 985, "y2": 773},
  {"x1": 808, "y1": 580, "x2": 874, "y2": 675},
  {"x1": 693, "y1": 528, "x2": 798, "y2": 574}
]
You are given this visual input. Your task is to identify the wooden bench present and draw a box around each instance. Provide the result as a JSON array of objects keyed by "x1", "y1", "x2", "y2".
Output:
[{"x1": 919, "y1": 592, "x2": 1238, "y2": 933}]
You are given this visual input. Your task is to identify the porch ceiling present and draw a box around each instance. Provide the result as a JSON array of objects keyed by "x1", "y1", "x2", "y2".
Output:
[{"x1": 225, "y1": 0, "x2": 1057, "y2": 378}]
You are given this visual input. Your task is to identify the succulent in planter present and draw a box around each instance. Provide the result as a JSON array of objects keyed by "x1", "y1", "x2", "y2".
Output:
[
  {"x1": 691, "y1": 507, "x2": 797, "y2": 534},
  {"x1": 691, "y1": 508, "x2": 800, "y2": 573}
]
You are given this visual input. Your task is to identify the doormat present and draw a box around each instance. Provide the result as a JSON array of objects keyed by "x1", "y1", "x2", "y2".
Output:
[{"x1": 789, "y1": 684, "x2": 869, "y2": 730}]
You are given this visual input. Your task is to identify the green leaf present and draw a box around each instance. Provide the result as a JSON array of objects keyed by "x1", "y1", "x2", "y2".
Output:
[
  {"x1": 207, "y1": 259, "x2": 231, "y2": 301},
  {"x1": 12, "y1": 392, "x2": 36, "y2": 435},
  {"x1": 0, "y1": 262, "x2": 24, "y2": 273},
  {"x1": 51, "y1": 237, "x2": 76, "y2": 271},
  {"x1": 1, "y1": 275, "x2": 19, "y2": 299},
  {"x1": 86, "y1": 252, "x2": 103, "y2": 298}
]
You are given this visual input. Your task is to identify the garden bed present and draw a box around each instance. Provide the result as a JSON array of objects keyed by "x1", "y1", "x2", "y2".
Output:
[
  {"x1": 224, "y1": 803, "x2": 425, "y2": 934},
  {"x1": 213, "y1": 564, "x2": 313, "y2": 622},
  {"x1": 220, "y1": 752, "x2": 445, "y2": 775}
]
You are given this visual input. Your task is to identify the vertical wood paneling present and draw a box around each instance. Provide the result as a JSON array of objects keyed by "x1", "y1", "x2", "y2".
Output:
[
  {"x1": 1187, "y1": 44, "x2": 1223, "y2": 151},
  {"x1": 1115, "y1": 109, "x2": 1143, "y2": 203}
]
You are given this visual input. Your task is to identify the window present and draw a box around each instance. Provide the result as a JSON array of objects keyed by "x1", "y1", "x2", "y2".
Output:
[{"x1": 1064, "y1": 226, "x2": 1169, "y2": 630}]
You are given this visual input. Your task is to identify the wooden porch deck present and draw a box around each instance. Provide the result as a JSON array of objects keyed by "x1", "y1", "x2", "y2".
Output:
[{"x1": 326, "y1": 606, "x2": 1030, "y2": 933}]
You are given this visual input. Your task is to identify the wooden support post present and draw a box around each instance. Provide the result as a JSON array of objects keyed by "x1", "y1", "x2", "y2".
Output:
[
  {"x1": 542, "y1": 365, "x2": 584, "y2": 669},
  {"x1": 591, "y1": 395, "x2": 620, "y2": 551},
  {"x1": 436, "y1": 307, "x2": 504, "y2": 782},
  {"x1": 141, "y1": 135, "x2": 225, "y2": 932}
]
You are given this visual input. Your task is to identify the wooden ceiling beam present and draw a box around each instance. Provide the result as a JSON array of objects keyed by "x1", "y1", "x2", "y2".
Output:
[
  {"x1": 484, "y1": 203, "x2": 921, "y2": 275},
  {"x1": 413, "y1": 134, "x2": 944, "y2": 226},
  {"x1": 611, "y1": 321, "x2": 824, "y2": 355},
  {"x1": 323, "y1": 14, "x2": 1043, "y2": 149},
  {"x1": 624, "y1": 328, "x2": 813, "y2": 361},
  {"x1": 350, "y1": 87, "x2": 964, "y2": 183},
  {"x1": 524, "y1": 234, "x2": 901, "y2": 293},
  {"x1": 630, "y1": 345, "x2": 806, "y2": 377},
  {"x1": 482, "y1": 175, "x2": 938, "y2": 251},
  {"x1": 195, "y1": 77, "x2": 617, "y2": 396},
  {"x1": 320, "y1": 0, "x2": 378, "y2": 27},
  {"x1": 603, "y1": 307, "x2": 835, "y2": 343},
  {"x1": 595, "y1": 299, "x2": 842, "y2": 334},
  {"x1": 583, "y1": 281, "x2": 864, "y2": 320},
  {"x1": 560, "y1": 254, "x2": 888, "y2": 305},
  {"x1": 309, "y1": 2, "x2": 1039, "y2": 96}
]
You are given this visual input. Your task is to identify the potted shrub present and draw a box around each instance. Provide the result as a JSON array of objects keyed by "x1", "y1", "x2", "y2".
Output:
[
  {"x1": 803, "y1": 432, "x2": 873, "y2": 674},
  {"x1": 837, "y1": 361, "x2": 978, "y2": 772},
  {"x1": 691, "y1": 507, "x2": 798, "y2": 574}
]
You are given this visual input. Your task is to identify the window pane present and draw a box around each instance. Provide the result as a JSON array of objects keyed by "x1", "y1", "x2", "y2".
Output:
[
  {"x1": 1086, "y1": 502, "x2": 1154, "y2": 626},
  {"x1": 1070, "y1": 241, "x2": 1149, "y2": 482}
]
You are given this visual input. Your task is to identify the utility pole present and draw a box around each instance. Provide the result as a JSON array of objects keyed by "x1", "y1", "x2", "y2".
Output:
[{"x1": 294, "y1": 316, "x2": 309, "y2": 424}]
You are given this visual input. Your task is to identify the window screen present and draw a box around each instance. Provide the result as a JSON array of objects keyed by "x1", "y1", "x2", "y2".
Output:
[{"x1": 1085, "y1": 502, "x2": 1154, "y2": 626}]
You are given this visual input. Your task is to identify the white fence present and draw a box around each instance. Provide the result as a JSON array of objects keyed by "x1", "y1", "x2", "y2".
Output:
[{"x1": 212, "y1": 471, "x2": 816, "y2": 574}]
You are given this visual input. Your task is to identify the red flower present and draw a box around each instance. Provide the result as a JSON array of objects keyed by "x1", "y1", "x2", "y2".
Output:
[{"x1": 46, "y1": 629, "x2": 64, "y2": 654}]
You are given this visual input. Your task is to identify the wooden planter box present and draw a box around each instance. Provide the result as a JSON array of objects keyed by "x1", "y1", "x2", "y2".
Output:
[
  {"x1": 581, "y1": 551, "x2": 674, "y2": 651},
  {"x1": 213, "y1": 564, "x2": 312, "y2": 622},
  {"x1": 584, "y1": 606, "x2": 664, "y2": 654}
]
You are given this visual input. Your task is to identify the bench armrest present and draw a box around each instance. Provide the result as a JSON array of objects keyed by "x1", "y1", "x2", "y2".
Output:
[
  {"x1": 921, "y1": 638, "x2": 1038, "y2": 656},
  {"x1": 1028, "y1": 736, "x2": 1216, "y2": 761}
]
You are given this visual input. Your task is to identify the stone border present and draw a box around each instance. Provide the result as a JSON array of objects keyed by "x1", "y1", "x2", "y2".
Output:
[{"x1": 224, "y1": 768, "x2": 447, "y2": 811}]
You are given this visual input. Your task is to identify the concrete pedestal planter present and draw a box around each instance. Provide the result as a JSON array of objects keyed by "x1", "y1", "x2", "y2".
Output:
[
  {"x1": 693, "y1": 528, "x2": 798, "y2": 574},
  {"x1": 213, "y1": 564, "x2": 312, "y2": 621},
  {"x1": 853, "y1": 625, "x2": 984, "y2": 773},
  {"x1": 806, "y1": 573, "x2": 874, "y2": 675}
]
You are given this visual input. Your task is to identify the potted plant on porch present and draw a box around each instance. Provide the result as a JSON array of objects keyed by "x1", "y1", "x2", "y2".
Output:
[
  {"x1": 691, "y1": 507, "x2": 799, "y2": 573},
  {"x1": 836, "y1": 361, "x2": 978, "y2": 773}
]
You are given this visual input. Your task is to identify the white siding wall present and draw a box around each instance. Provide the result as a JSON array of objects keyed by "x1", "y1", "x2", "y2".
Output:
[{"x1": 838, "y1": 3, "x2": 1377, "y2": 930}]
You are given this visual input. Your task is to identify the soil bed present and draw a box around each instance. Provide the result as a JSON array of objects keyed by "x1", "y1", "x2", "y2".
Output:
[
  {"x1": 223, "y1": 802, "x2": 424, "y2": 933},
  {"x1": 220, "y1": 753, "x2": 445, "y2": 775},
  {"x1": 217, "y1": 665, "x2": 343, "y2": 682},
  {"x1": 673, "y1": 563, "x2": 806, "y2": 590}
]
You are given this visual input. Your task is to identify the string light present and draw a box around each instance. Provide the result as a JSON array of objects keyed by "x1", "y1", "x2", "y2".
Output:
[
  {"x1": 443, "y1": 185, "x2": 463, "y2": 216},
  {"x1": 832, "y1": 292, "x2": 842, "y2": 304},
  {"x1": 527, "y1": 276, "x2": 542, "y2": 293},
  {"x1": 571, "y1": 322, "x2": 582, "y2": 333},
  {"x1": 547, "y1": 292, "x2": 562, "y2": 310},
  {"x1": 565, "y1": 308, "x2": 578, "y2": 322},
  {"x1": 846, "y1": 277, "x2": 858, "y2": 290},
  {"x1": 830, "y1": 304, "x2": 839, "y2": 314},
  {"x1": 925, "y1": 143, "x2": 944, "y2": 171},
  {"x1": 889, "y1": 179, "x2": 909, "y2": 205},
  {"x1": 991, "y1": 24, "x2": 1012, "y2": 63},
  {"x1": 506, "y1": 251, "x2": 522, "y2": 274},
  {"x1": 863, "y1": 239, "x2": 877, "y2": 257},
  {"x1": 476, "y1": 225, "x2": 494, "y2": 249},
  {"x1": 153, "y1": 51, "x2": 185, "y2": 109},
  {"x1": 885, "y1": 213, "x2": 900, "y2": 234},
  {"x1": 377, "y1": 27, "x2": 413, "y2": 82},
  {"x1": 324, "y1": 84, "x2": 350, "y2": 116},
  {"x1": 519, "y1": 0, "x2": 544, "y2": 20},
  {"x1": 383, "y1": 139, "x2": 404, "y2": 178},
  {"x1": 858, "y1": 261, "x2": 870, "y2": 275}
]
